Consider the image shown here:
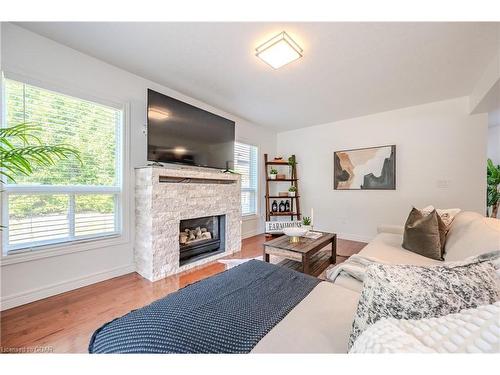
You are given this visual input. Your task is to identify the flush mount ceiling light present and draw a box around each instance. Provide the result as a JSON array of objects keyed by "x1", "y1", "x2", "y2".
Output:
[{"x1": 255, "y1": 31, "x2": 303, "y2": 69}]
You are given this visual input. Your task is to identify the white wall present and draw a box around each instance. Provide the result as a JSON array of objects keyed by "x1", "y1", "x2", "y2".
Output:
[
  {"x1": 469, "y1": 24, "x2": 499, "y2": 114},
  {"x1": 237, "y1": 122, "x2": 277, "y2": 238},
  {"x1": 0, "y1": 23, "x2": 276, "y2": 309},
  {"x1": 277, "y1": 98, "x2": 488, "y2": 242},
  {"x1": 488, "y1": 125, "x2": 500, "y2": 165}
]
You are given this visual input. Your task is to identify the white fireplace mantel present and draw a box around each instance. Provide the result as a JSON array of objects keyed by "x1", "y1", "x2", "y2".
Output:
[{"x1": 134, "y1": 166, "x2": 242, "y2": 281}]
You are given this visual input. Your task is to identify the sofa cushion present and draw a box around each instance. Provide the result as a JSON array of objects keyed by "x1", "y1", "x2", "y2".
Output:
[
  {"x1": 444, "y1": 212, "x2": 500, "y2": 261},
  {"x1": 402, "y1": 208, "x2": 440, "y2": 257},
  {"x1": 334, "y1": 232, "x2": 441, "y2": 293},
  {"x1": 377, "y1": 224, "x2": 404, "y2": 235},
  {"x1": 420, "y1": 205, "x2": 461, "y2": 229},
  {"x1": 252, "y1": 282, "x2": 360, "y2": 353},
  {"x1": 402, "y1": 208, "x2": 444, "y2": 260},
  {"x1": 348, "y1": 254, "x2": 500, "y2": 349},
  {"x1": 416, "y1": 207, "x2": 452, "y2": 250},
  {"x1": 360, "y1": 233, "x2": 441, "y2": 266}
]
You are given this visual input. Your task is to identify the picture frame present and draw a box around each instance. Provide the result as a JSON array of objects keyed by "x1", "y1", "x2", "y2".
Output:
[{"x1": 334, "y1": 145, "x2": 396, "y2": 190}]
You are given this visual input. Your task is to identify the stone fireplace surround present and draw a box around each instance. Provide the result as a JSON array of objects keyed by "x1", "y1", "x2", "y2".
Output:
[{"x1": 135, "y1": 166, "x2": 241, "y2": 282}]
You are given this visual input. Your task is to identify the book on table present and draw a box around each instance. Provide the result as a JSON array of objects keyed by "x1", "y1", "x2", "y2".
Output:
[{"x1": 304, "y1": 231, "x2": 323, "y2": 239}]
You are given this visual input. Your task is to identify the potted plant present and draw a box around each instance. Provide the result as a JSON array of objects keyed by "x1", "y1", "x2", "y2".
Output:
[
  {"x1": 288, "y1": 186, "x2": 297, "y2": 197},
  {"x1": 487, "y1": 158, "x2": 500, "y2": 218},
  {"x1": 0, "y1": 123, "x2": 80, "y2": 183},
  {"x1": 269, "y1": 168, "x2": 278, "y2": 180},
  {"x1": 302, "y1": 216, "x2": 312, "y2": 231},
  {"x1": 0, "y1": 123, "x2": 80, "y2": 230}
]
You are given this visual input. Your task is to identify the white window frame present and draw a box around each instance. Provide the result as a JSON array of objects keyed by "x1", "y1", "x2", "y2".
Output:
[
  {"x1": 234, "y1": 141, "x2": 259, "y2": 218},
  {"x1": 0, "y1": 71, "x2": 129, "y2": 261}
]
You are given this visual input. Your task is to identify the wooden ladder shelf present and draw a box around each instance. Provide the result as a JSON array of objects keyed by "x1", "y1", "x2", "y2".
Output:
[{"x1": 264, "y1": 154, "x2": 302, "y2": 224}]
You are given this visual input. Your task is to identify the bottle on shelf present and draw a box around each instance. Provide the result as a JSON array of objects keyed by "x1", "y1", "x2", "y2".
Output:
[
  {"x1": 271, "y1": 200, "x2": 278, "y2": 212},
  {"x1": 279, "y1": 200, "x2": 286, "y2": 212},
  {"x1": 284, "y1": 200, "x2": 290, "y2": 212}
]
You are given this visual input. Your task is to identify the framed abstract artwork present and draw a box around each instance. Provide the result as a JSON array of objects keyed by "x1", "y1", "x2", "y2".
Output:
[{"x1": 334, "y1": 145, "x2": 396, "y2": 190}]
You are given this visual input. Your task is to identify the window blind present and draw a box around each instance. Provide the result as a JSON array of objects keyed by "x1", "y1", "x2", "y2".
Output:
[
  {"x1": 4, "y1": 79, "x2": 120, "y2": 186},
  {"x1": 3, "y1": 79, "x2": 122, "y2": 253},
  {"x1": 234, "y1": 142, "x2": 258, "y2": 216}
]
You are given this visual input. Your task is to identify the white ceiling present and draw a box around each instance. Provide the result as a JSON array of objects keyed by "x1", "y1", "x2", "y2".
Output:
[{"x1": 16, "y1": 22, "x2": 499, "y2": 131}]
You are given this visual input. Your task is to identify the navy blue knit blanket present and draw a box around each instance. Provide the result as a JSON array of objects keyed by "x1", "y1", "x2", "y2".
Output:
[{"x1": 89, "y1": 260, "x2": 320, "y2": 353}]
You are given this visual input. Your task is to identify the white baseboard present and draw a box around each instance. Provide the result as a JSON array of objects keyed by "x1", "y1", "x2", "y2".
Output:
[
  {"x1": 1, "y1": 264, "x2": 135, "y2": 311},
  {"x1": 336, "y1": 232, "x2": 373, "y2": 243},
  {"x1": 241, "y1": 228, "x2": 261, "y2": 239}
]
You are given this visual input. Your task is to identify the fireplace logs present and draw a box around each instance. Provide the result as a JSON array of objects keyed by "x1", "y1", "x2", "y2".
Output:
[
  {"x1": 178, "y1": 215, "x2": 225, "y2": 266},
  {"x1": 179, "y1": 227, "x2": 213, "y2": 244}
]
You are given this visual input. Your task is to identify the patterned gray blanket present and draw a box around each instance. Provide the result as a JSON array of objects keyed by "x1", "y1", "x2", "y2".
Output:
[
  {"x1": 325, "y1": 250, "x2": 500, "y2": 285},
  {"x1": 89, "y1": 260, "x2": 320, "y2": 353}
]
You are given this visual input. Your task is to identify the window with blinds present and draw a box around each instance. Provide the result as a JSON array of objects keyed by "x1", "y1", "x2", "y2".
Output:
[
  {"x1": 2, "y1": 78, "x2": 123, "y2": 253},
  {"x1": 234, "y1": 142, "x2": 258, "y2": 216}
]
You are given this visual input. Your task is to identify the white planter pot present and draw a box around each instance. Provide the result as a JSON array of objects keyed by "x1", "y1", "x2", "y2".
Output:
[
  {"x1": 269, "y1": 174, "x2": 277, "y2": 179},
  {"x1": 288, "y1": 192, "x2": 296, "y2": 197},
  {"x1": 302, "y1": 225, "x2": 312, "y2": 232}
]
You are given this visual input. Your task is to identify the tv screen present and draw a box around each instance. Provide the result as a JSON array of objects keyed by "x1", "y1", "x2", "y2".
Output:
[{"x1": 147, "y1": 89, "x2": 235, "y2": 169}]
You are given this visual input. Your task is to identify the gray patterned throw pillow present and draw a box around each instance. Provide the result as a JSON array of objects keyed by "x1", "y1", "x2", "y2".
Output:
[{"x1": 348, "y1": 252, "x2": 500, "y2": 349}]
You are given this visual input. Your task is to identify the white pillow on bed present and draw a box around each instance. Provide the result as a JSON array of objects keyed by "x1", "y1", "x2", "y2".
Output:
[{"x1": 350, "y1": 302, "x2": 500, "y2": 353}]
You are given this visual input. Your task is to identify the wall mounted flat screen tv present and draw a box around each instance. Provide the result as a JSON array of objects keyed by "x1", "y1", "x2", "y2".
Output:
[{"x1": 147, "y1": 89, "x2": 235, "y2": 169}]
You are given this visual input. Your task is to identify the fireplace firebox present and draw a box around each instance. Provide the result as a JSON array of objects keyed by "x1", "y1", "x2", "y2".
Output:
[{"x1": 179, "y1": 215, "x2": 226, "y2": 266}]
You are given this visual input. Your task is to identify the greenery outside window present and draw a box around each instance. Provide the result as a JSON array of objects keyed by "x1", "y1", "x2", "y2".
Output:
[
  {"x1": 2, "y1": 78, "x2": 123, "y2": 254},
  {"x1": 234, "y1": 142, "x2": 258, "y2": 216}
]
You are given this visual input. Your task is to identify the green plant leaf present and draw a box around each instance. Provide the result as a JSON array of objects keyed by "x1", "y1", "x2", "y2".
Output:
[
  {"x1": 0, "y1": 123, "x2": 81, "y2": 185},
  {"x1": 486, "y1": 158, "x2": 500, "y2": 208}
]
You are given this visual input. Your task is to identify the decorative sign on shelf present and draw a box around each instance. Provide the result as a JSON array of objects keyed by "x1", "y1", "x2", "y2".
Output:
[{"x1": 265, "y1": 220, "x2": 303, "y2": 234}]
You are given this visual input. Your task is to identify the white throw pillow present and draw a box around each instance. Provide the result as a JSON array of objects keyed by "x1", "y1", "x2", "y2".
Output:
[
  {"x1": 444, "y1": 213, "x2": 500, "y2": 261},
  {"x1": 420, "y1": 205, "x2": 461, "y2": 228},
  {"x1": 350, "y1": 302, "x2": 500, "y2": 353}
]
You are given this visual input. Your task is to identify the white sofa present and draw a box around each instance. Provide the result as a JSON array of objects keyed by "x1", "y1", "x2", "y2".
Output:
[{"x1": 252, "y1": 211, "x2": 500, "y2": 353}]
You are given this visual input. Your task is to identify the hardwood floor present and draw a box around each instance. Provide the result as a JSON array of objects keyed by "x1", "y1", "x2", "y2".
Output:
[{"x1": 0, "y1": 235, "x2": 365, "y2": 353}]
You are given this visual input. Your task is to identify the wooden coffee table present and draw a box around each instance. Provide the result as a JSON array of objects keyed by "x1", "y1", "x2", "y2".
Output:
[{"x1": 262, "y1": 231, "x2": 336, "y2": 276}]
